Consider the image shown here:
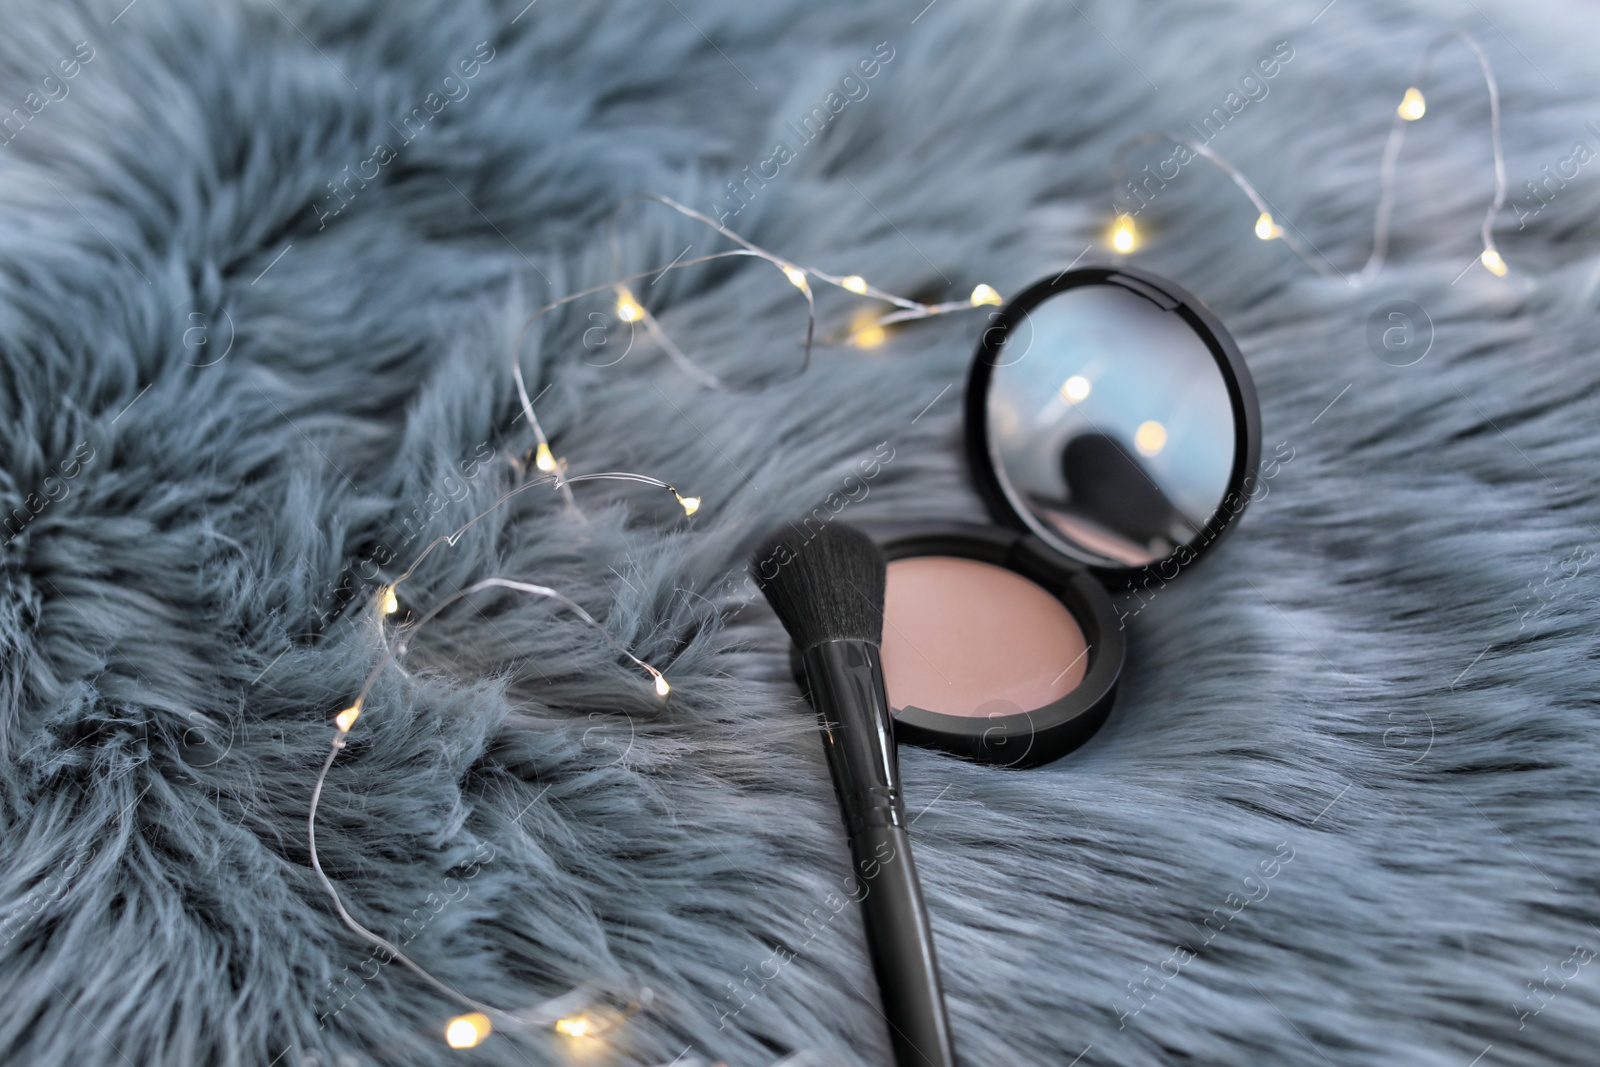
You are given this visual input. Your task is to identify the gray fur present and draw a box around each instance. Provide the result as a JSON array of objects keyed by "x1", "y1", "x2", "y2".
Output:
[{"x1": 1, "y1": 0, "x2": 1598, "y2": 1064}]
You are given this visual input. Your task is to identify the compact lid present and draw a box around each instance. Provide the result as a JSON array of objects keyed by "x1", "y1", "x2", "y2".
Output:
[{"x1": 964, "y1": 266, "x2": 1261, "y2": 585}]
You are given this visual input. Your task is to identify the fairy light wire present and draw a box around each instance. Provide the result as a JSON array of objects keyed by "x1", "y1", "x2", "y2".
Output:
[
  {"x1": 305, "y1": 178, "x2": 1004, "y2": 1059},
  {"x1": 514, "y1": 246, "x2": 795, "y2": 408},
  {"x1": 307, "y1": 466, "x2": 685, "y2": 1039},
  {"x1": 1110, "y1": 133, "x2": 1340, "y2": 277},
  {"x1": 606, "y1": 193, "x2": 939, "y2": 315},
  {"x1": 329, "y1": 467, "x2": 686, "y2": 731},
  {"x1": 1108, "y1": 30, "x2": 1509, "y2": 283},
  {"x1": 632, "y1": 301, "x2": 727, "y2": 391},
  {"x1": 510, "y1": 361, "x2": 578, "y2": 510},
  {"x1": 309, "y1": 189, "x2": 947, "y2": 1038},
  {"x1": 403, "y1": 578, "x2": 669, "y2": 696},
  {"x1": 306, "y1": 741, "x2": 509, "y2": 1022},
  {"x1": 1361, "y1": 30, "x2": 1505, "y2": 280},
  {"x1": 513, "y1": 191, "x2": 998, "y2": 408}
]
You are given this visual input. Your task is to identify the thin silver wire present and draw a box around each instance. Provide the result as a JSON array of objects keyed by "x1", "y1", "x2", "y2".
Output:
[
  {"x1": 307, "y1": 469, "x2": 679, "y2": 1035},
  {"x1": 1109, "y1": 31, "x2": 1507, "y2": 286},
  {"x1": 305, "y1": 150, "x2": 999, "y2": 1060}
]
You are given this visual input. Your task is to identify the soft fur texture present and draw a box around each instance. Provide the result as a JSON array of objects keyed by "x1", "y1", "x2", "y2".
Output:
[{"x1": 2, "y1": 0, "x2": 1599, "y2": 1064}]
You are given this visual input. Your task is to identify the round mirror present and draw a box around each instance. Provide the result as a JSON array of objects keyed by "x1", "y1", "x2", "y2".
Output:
[{"x1": 966, "y1": 268, "x2": 1260, "y2": 575}]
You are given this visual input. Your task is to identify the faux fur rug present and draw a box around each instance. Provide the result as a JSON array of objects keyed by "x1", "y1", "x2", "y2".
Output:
[{"x1": 3, "y1": 0, "x2": 1599, "y2": 1064}]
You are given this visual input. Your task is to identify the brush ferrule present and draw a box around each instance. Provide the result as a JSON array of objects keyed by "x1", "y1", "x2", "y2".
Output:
[{"x1": 800, "y1": 639, "x2": 905, "y2": 836}]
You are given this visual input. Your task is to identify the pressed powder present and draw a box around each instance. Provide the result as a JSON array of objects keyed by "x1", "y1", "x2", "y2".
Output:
[{"x1": 881, "y1": 555, "x2": 1089, "y2": 718}]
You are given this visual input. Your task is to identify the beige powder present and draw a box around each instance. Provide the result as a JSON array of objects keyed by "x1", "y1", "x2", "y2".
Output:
[{"x1": 881, "y1": 555, "x2": 1088, "y2": 717}]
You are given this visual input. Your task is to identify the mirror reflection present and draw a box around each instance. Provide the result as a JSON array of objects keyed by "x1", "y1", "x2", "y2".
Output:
[{"x1": 986, "y1": 284, "x2": 1236, "y2": 567}]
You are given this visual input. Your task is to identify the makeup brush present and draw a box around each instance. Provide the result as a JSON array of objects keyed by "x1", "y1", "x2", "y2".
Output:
[{"x1": 752, "y1": 522, "x2": 956, "y2": 1067}]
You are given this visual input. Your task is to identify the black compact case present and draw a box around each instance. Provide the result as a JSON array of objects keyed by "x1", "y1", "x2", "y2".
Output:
[
  {"x1": 866, "y1": 521, "x2": 1123, "y2": 768},
  {"x1": 855, "y1": 266, "x2": 1261, "y2": 768}
]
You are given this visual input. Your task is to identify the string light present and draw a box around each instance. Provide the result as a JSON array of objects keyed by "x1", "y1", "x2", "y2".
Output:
[
  {"x1": 305, "y1": 466, "x2": 688, "y2": 1044},
  {"x1": 591, "y1": 193, "x2": 999, "y2": 389},
  {"x1": 344, "y1": 472, "x2": 687, "y2": 714},
  {"x1": 509, "y1": 361, "x2": 579, "y2": 512},
  {"x1": 1398, "y1": 86, "x2": 1426, "y2": 121},
  {"x1": 849, "y1": 306, "x2": 889, "y2": 349},
  {"x1": 298, "y1": 179, "x2": 1015, "y2": 1063},
  {"x1": 552, "y1": 1002, "x2": 632, "y2": 1043},
  {"x1": 1106, "y1": 31, "x2": 1508, "y2": 284},
  {"x1": 459, "y1": 987, "x2": 642, "y2": 1053},
  {"x1": 626, "y1": 303, "x2": 735, "y2": 392},
  {"x1": 615, "y1": 287, "x2": 645, "y2": 323},
  {"x1": 510, "y1": 190, "x2": 1007, "y2": 434},
  {"x1": 534, "y1": 441, "x2": 557, "y2": 473},
  {"x1": 1110, "y1": 214, "x2": 1138, "y2": 253},
  {"x1": 1370, "y1": 32, "x2": 1506, "y2": 280},
  {"x1": 445, "y1": 1013, "x2": 493, "y2": 1049},
  {"x1": 334, "y1": 702, "x2": 361, "y2": 733}
]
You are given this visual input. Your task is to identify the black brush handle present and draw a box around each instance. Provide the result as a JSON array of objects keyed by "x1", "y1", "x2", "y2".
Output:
[
  {"x1": 802, "y1": 640, "x2": 956, "y2": 1067},
  {"x1": 850, "y1": 822, "x2": 953, "y2": 1067}
]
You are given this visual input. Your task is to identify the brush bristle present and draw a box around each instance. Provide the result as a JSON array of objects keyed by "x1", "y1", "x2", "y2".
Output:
[{"x1": 750, "y1": 521, "x2": 886, "y2": 649}]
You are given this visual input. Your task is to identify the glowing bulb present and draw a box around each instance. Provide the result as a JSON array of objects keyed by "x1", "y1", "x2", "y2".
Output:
[
  {"x1": 783, "y1": 265, "x2": 809, "y2": 290},
  {"x1": 841, "y1": 275, "x2": 868, "y2": 294},
  {"x1": 534, "y1": 442, "x2": 557, "y2": 473},
  {"x1": 853, "y1": 323, "x2": 888, "y2": 349},
  {"x1": 675, "y1": 493, "x2": 701, "y2": 517},
  {"x1": 335, "y1": 703, "x2": 362, "y2": 733},
  {"x1": 1255, "y1": 212, "x2": 1282, "y2": 240},
  {"x1": 615, "y1": 289, "x2": 644, "y2": 323},
  {"x1": 849, "y1": 307, "x2": 888, "y2": 349},
  {"x1": 381, "y1": 587, "x2": 399, "y2": 616},
  {"x1": 1060, "y1": 375, "x2": 1092, "y2": 403},
  {"x1": 445, "y1": 1013, "x2": 492, "y2": 1049},
  {"x1": 1134, "y1": 420, "x2": 1167, "y2": 457},
  {"x1": 654, "y1": 674, "x2": 671, "y2": 698},
  {"x1": 969, "y1": 284, "x2": 1002, "y2": 307},
  {"x1": 1111, "y1": 215, "x2": 1137, "y2": 253},
  {"x1": 1480, "y1": 248, "x2": 1508, "y2": 276},
  {"x1": 555, "y1": 1017, "x2": 592, "y2": 1038},
  {"x1": 1398, "y1": 87, "x2": 1426, "y2": 121}
]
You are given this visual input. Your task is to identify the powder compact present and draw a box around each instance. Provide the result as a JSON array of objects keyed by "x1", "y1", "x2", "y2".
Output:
[{"x1": 868, "y1": 266, "x2": 1261, "y2": 767}]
